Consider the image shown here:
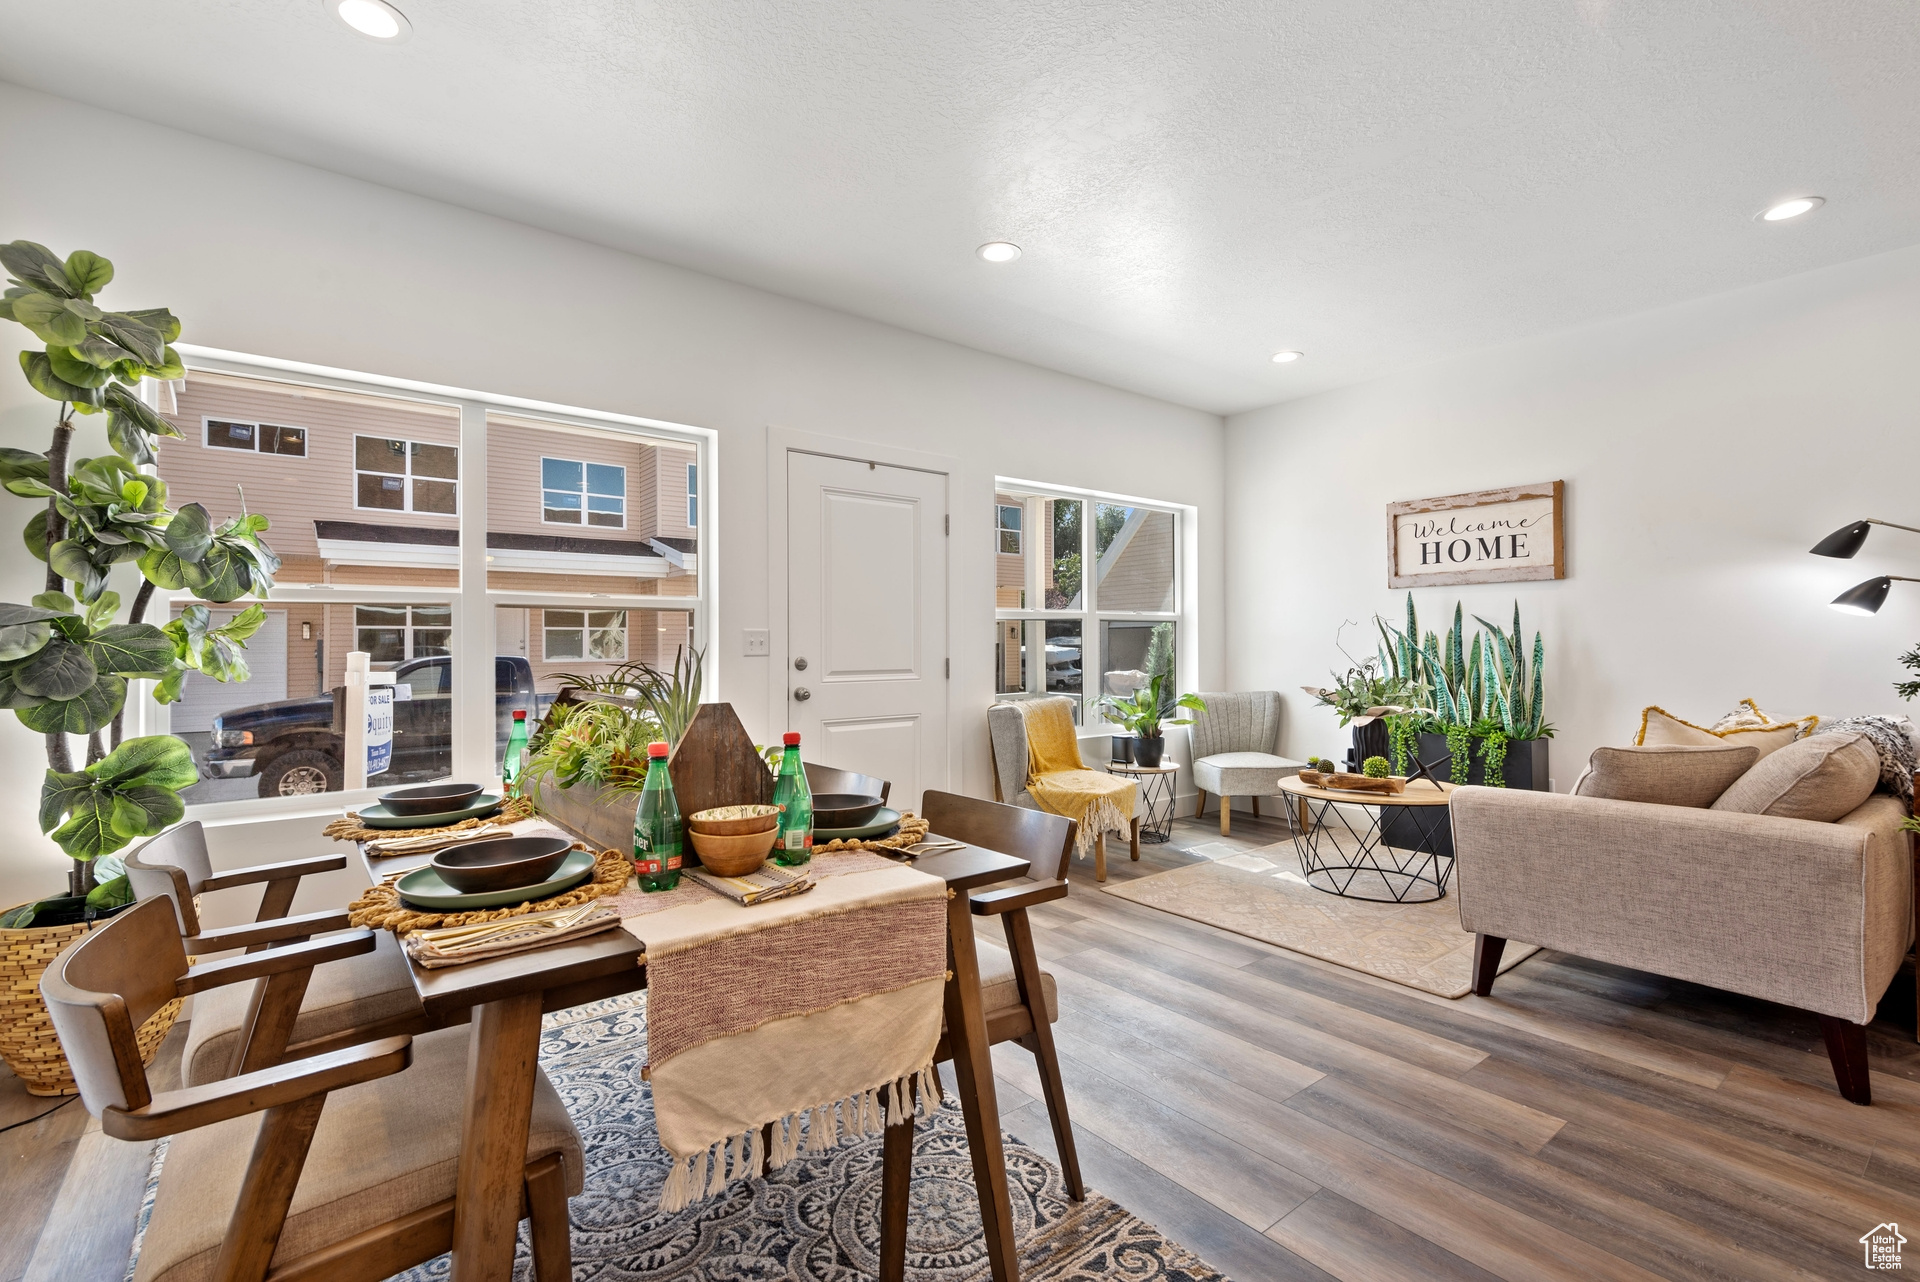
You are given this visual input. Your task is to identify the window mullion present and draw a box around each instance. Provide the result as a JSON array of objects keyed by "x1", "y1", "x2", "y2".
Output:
[{"x1": 450, "y1": 404, "x2": 495, "y2": 784}]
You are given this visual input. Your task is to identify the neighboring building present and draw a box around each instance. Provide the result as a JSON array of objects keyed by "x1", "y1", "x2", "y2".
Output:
[{"x1": 155, "y1": 370, "x2": 697, "y2": 729}]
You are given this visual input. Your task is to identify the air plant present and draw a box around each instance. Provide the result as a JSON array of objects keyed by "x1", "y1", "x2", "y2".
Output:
[{"x1": 546, "y1": 643, "x2": 707, "y2": 748}]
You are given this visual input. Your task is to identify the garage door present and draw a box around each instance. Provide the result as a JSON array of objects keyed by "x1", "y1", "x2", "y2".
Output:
[{"x1": 169, "y1": 608, "x2": 289, "y2": 734}]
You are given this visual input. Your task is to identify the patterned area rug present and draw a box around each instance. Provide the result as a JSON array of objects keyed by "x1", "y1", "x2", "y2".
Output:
[
  {"x1": 1103, "y1": 846, "x2": 1537, "y2": 998},
  {"x1": 127, "y1": 994, "x2": 1226, "y2": 1282}
]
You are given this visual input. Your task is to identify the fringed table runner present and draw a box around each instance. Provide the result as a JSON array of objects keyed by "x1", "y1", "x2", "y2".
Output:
[{"x1": 626, "y1": 862, "x2": 948, "y2": 1212}]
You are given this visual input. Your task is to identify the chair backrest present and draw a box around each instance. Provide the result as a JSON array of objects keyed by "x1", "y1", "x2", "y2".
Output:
[
  {"x1": 804, "y1": 761, "x2": 892, "y2": 806},
  {"x1": 41, "y1": 897, "x2": 189, "y2": 1115},
  {"x1": 125, "y1": 821, "x2": 214, "y2": 937},
  {"x1": 1190, "y1": 691, "x2": 1283, "y2": 761},
  {"x1": 922, "y1": 790, "x2": 1076, "y2": 882}
]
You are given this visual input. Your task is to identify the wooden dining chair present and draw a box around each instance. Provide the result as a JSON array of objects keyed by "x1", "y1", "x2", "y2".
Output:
[
  {"x1": 803, "y1": 761, "x2": 892, "y2": 805},
  {"x1": 126, "y1": 821, "x2": 425, "y2": 1087},
  {"x1": 42, "y1": 896, "x2": 581, "y2": 1282},
  {"x1": 921, "y1": 790, "x2": 1084, "y2": 1200}
]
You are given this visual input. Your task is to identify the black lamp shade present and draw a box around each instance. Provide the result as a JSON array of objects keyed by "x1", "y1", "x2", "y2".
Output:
[
  {"x1": 1811, "y1": 520, "x2": 1872, "y2": 558},
  {"x1": 1830, "y1": 576, "x2": 1892, "y2": 615}
]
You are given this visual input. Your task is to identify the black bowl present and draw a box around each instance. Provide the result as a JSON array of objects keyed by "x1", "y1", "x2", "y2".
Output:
[
  {"x1": 380, "y1": 782, "x2": 485, "y2": 817},
  {"x1": 431, "y1": 835, "x2": 573, "y2": 894},
  {"x1": 810, "y1": 793, "x2": 884, "y2": 829}
]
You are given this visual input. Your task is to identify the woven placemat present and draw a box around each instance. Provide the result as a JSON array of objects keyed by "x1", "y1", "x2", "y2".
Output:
[
  {"x1": 815, "y1": 812, "x2": 931, "y2": 853},
  {"x1": 324, "y1": 794, "x2": 536, "y2": 845},
  {"x1": 349, "y1": 846, "x2": 631, "y2": 935}
]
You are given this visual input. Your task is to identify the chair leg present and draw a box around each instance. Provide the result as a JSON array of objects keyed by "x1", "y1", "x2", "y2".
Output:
[
  {"x1": 1093, "y1": 832, "x2": 1107, "y2": 883},
  {"x1": 1471, "y1": 934, "x2": 1507, "y2": 996},
  {"x1": 1004, "y1": 910, "x2": 1084, "y2": 1200},
  {"x1": 1220, "y1": 797, "x2": 1231, "y2": 837},
  {"x1": 880, "y1": 1080, "x2": 915, "y2": 1281},
  {"x1": 1129, "y1": 817, "x2": 1140, "y2": 862},
  {"x1": 210, "y1": 1094, "x2": 327, "y2": 1282},
  {"x1": 1818, "y1": 1013, "x2": 1873, "y2": 1105},
  {"x1": 1251, "y1": 796, "x2": 1260, "y2": 818},
  {"x1": 523, "y1": 1152, "x2": 572, "y2": 1282},
  {"x1": 1195, "y1": 790, "x2": 1207, "y2": 819}
]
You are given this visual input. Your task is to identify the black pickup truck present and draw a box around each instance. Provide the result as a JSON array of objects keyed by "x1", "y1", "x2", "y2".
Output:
[{"x1": 205, "y1": 655, "x2": 538, "y2": 797}]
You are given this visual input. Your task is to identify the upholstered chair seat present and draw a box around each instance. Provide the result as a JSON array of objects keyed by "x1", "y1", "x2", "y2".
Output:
[
  {"x1": 1190, "y1": 691, "x2": 1306, "y2": 835},
  {"x1": 968, "y1": 940, "x2": 1059, "y2": 1025}
]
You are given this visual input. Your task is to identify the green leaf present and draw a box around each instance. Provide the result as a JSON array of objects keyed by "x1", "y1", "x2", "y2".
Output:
[
  {"x1": 22, "y1": 511, "x2": 48, "y2": 563},
  {"x1": 47, "y1": 346, "x2": 109, "y2": 389},
  {"x1": 137, "y1": 544, "x2": 187, "y2": 589},
  {"x1": 181, "y1": 542, "x2": 250, "y2": 602},
  {"x1": 142, "y1": 346, "x2": 185, "y2": 381},
  {"x1": 85, "y1": 874, "x2": 133, "y2": 910},
  {"x1": 151, "y1": 665, "x2": 187, "y2": 704},
  {"x1": 49, "y1": 795, "x2": 117, "y2": 861},
  {"x1": 15, "y1": 636, "x2": 98, "y2": 699},
  {"x1": 125, "y1": 308, "x2": 181, "y2": 343},
  {"x1": 68, "y1": 333, "x2": 138, "y2": 369},
  {"x1": 40, "y1": 769, "x2": 92, "y2": 833},
  {"x1": 0, "y1": 667, "x2": 47, "y2": 709},
  {"x1": 85, "y1": 591, "x2": 120, "y2": 629},
  {"x1": 27, "y1": 592, "x2": 74, "y2": 615},
  {"x1": 0, "y1": 621, "x2": 51, "y2": 662},
  {"x1": 12, "y1": 293, "x2": 89, "y2": 346},
  {"x1": 62, "y1": 250, "x2": 113, "y2": 297},
  {"x1": 90, "y1": 736, "x2": 196, "y2": 793},
  {"x1": 0, "y1": 903, "x2": 36, "y2": 928},
  {"x1": 111, "y1": 787, "x2": 183, "y2": 840},
  {"x1": 20, "y1": 350, "x2": 103, "y2": 408},
  {"x1": 162, "y1": 502, "x2": 213, "y2": 560},
  {"x1": 0, "y1": 447, "x2": 49, "y2": 487},
  {"x1": 216, "y1": 602, "x2": 267, "y2": 644},
  {"x1": 47, "y1": 539, "x2": 100, "y2": 586},
  {"x1": 103, "y1": 383, "x2": 179, "y2": 437},
  {"x1": 87, "y1": 624, "x2": 175, "y2": 677},
  {"x1": 0, "y1": 240, "x2": 75, "y2": 297},
  {"x1": 17, "y1": 674, "x2": 125, "y2": 734},
  {"x1": 93, "y1": 314, "x2": 165, "y2": 367}
]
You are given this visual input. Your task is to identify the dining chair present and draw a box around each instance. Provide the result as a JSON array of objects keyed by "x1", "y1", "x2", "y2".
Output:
[
  {"x1": 125, "y1": 821, "x2": 425, "y2": 1087},
  {"x1": 986, "y1": 699, "x2": 1139, "y2": 881},
  {"x1": 803, "y1": 761, "x2": 892, "y2": 805},
  {"x1": 921, "y1": 790, "x2": 1084, "y2": 1200},
  {"x1": 42, "y1": 896, "x2": 581, "y2": 1282}
]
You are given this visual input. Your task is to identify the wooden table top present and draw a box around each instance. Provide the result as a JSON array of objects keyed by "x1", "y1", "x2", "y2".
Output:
[{"x1": 1278, "y1": 775, "x2": 1458, "y2": 807}]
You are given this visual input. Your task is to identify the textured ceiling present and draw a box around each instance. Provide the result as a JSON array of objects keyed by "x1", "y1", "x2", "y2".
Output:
[{"x1": 2, "y1": 1, "x2": 1918, "y2": 413}]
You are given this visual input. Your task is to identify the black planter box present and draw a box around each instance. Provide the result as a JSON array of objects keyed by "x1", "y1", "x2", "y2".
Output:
[{"x1": 1381, "y1": 733, "x2": 1550, "y2": 858}]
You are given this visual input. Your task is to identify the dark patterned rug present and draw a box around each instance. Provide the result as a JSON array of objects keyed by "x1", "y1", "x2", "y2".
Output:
[{"x1": 129, "y1": 993, "x2": 1227, "y2": 1282}]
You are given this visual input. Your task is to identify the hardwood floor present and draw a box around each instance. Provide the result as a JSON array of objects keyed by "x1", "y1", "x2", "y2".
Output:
[{"x1": 5, "y1": 806, "x2": 1915, "y2": 1280}]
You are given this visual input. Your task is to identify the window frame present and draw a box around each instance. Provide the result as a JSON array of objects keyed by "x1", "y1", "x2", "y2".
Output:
[
  {"x1": 995, "y1": 503, "x2": 1023, "y2": 555},
  {"x1": 352, "y1": 432, "x2": 461, "y2": 516},
  {"x1": 140, "y1": 345, "x2": 717, "y2": 825},
  {"x1": 539, "y1": 456, "x2": 627, "y2": 530},
  {"x1": 203, "y1": 416, "x2": 309, "y2": 459},
  {"x1": 542, "y1": 608, "x2": 630, "y2": 662},
  {"x1": 687, "y1": 462, "x2": 698, "y2": 528},
  {"x1": 993, "y1": 479, "x2": 1188, "y2": 731},
  {"x1": 353, "y1": 603, "x2": 454, "y2": 665}
]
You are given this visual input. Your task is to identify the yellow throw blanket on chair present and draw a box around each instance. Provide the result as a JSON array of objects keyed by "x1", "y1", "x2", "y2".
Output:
[{"x1": 1018, "y1": 699, "x2": 1136, "y2": 860}]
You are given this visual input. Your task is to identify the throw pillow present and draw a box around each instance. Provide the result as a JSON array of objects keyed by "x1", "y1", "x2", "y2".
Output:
[
  {"x1": 1571, "y1": 744, "x2": 1760, "y2": 807},
  {"x1": 1812, "y1": 715, "x2": 1918, "y2": 806},
  {"x1": 1709, "y1": 731, "x2": 1880, "y2": 822},
  {"x1": 1636, "y1": 705, "x2": 1816, "y2": 760}
]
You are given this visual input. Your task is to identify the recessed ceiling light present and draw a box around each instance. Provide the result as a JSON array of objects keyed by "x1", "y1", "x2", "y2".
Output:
[
  {"x1": 330, "y1": 0, "x2": 410, "y2": 40},
  {"x1": 1271, "y1": 350, "x2": 1303, "y2": 364},
  {"x1": 977, "y1": 242, "x2": 1021, "y2": 263},
  {"x1": 1759, "y1": 196, "x2": 1824, "y2": 222}
]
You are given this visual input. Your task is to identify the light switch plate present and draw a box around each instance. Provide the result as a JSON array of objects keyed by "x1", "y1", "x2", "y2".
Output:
[{"x1": 743, "y1": 628, "x2": 770, "y2": 657}]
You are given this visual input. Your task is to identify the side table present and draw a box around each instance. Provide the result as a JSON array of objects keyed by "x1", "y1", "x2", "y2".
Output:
[{"x1": 1109, "y1": 762, "x2": 1178, "y2": 843}]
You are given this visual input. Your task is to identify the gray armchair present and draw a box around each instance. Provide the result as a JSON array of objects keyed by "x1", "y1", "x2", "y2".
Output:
[
  {"x1": 1190, "y1": 691, "x2": 1307, "y2": 835},
  {"x1": 987, "y1": 698, "x2": 1139, "y2": 882}
]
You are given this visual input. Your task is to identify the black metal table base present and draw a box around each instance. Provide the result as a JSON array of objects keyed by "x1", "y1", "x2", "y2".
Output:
[
  {"x1": 1108, "y1": 765, "x2": 1177, "y2": 844},
  {"x1": 1291, "y1": 795, "x2": 1454, "y2": 903}
]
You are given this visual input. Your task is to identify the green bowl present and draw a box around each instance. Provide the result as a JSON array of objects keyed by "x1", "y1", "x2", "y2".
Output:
[{"x1": 396, "y1": 849, "x2": 595, "y2": 911}]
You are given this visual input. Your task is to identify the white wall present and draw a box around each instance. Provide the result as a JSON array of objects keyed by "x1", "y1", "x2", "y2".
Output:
[
  {"x1": 0, "y1": 81, "x2": 1225, "y2": 912},
  {"x1": 1227, "y1": 242, "x2": 1920, "y2": 788}
]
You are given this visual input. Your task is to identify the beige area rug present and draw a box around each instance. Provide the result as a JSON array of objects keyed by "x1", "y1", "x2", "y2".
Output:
[{"x1": 1103, "y1": 846, "x2": 1538, "y2": 998}]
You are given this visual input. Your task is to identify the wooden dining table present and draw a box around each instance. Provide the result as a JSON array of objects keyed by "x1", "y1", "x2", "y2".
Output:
[{"x1": 356, "y1": 833, "x2": 1032, "y2": 1282}]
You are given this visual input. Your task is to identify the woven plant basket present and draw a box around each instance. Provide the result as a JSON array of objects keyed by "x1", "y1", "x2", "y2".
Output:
[{"x1": 0, "y1": 907, "x2": 183, "y2": 1097}]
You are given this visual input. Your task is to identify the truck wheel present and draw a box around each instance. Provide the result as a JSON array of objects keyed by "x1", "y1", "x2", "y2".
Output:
[{"x1": 258, "y1": 750, "x2": 342, "y2": 798}]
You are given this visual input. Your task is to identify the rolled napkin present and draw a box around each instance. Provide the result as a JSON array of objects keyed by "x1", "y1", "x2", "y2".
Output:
[
  {"x1": 365, "y1": 822, "x2": 519, "y2": 858},
  {"x1": 686, "y1": 863, "x2": 814, "y2": 906},
  {"x1": 401, "y1": 902, "x2": 621, "y2": 967}
]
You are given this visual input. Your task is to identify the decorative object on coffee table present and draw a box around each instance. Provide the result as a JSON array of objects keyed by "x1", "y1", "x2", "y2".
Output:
[
  {"x1": 1280, "y1": 774, "x2": 1457, "y2": 902},
  {"x1": 1107, "y1": 762, "x2": 1178, "y2": 843}
]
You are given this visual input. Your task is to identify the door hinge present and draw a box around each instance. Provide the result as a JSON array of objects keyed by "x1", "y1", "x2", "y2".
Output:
[
  {"x1": 944, "y1": 514, "x2": 949, "y2": 536},
  {"x1": 945, "y1": 657, "x2": 950, "y2": 678}
]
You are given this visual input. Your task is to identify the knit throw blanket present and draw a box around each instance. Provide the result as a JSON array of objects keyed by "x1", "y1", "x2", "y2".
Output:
[
  {"x1": 625, "y1": 863, "x2": 948, "y2": 1213},
  {"x1": 1019, "y1": 699, "x2": 1136, "y2": 860}
]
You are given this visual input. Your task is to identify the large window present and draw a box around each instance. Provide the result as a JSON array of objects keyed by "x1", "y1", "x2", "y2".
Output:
[
  {"x1": 542, "y1": 457, "x2": 625, "y2": 527},
  {"x1": 993, "y1": 485, "x2": 1182, "y2": 726},
  {"x1": 355, "y1": 434, "x2": 459, "y2": 513},
  {"x1": 147, "y1": 356, "x2": 712, "y2": 815}
]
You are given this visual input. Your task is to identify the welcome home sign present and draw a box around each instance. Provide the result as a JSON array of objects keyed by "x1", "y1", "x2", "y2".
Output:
[{"x1": 1387, "y1": 481, "x2": 1565, "y2": 588}]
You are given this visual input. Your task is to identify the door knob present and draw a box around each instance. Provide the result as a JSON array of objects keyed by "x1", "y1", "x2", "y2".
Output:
[{"x1": 793, "y1": 687, "x2": 811, "y2": 702}]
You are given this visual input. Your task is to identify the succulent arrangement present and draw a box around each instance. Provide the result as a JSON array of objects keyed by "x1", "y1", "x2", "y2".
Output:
[{"x1": 1361, "y1": 756, "x2": 1390, "y2": 779}]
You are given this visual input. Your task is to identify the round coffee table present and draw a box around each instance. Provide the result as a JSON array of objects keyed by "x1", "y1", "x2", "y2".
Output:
[{"x1": 1277, "y1": 775, "x2": 1458, "y2": 903}]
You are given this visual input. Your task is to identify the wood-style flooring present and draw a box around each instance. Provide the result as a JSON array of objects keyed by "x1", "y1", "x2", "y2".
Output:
[{"x1": 5, "y1": 809, "x2": 1917, "y2": 1280}]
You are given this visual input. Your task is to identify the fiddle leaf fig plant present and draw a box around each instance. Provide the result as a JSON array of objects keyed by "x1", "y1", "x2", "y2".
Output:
[{"x1": 0, "y1": 238, "x2": 279, "y2": 918}]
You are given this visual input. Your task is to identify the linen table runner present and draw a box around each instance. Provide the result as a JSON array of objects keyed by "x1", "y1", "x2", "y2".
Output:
[{"x1": 626, "y1": 862, "x2": 947, "y2": 1212}]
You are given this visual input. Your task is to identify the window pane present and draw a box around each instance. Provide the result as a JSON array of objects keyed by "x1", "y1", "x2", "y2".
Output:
[
  {"x1": 410, "y1": 605, "x2": 452, "y2": 627},
  {"x1": 994, "y1": 492, "x2": 1083, "y2": 611},
  {"x1": 207, "y1": 420, "x2": 256, "y2": 451},
  {"x1": 411, "y1": 630, "x2": 452, "y2": 657},
  {"x1": 259, "y1": 424, "x2": 307, "y2": 456},
  {"x1": 356, "y1": 436, "x2": 406, "y2": 471},
  {"x1": 1094, "y1": 506, "x2": 1175, "y2": 612},
  {"x1": 1044, "y1": 620, "x2": 1082, "y2": 698},
  {"x1": 545, "y1": 629, "x2": 585, "y2": 659},
  {"x1": 358, "y1": 473, "x2": 405, "y2": 509},
  {"x1": 356, "y1": 628, "x2": 406, "y2": 663},
  {"x1": 995, "y1": 620, "x2": 1030, "y2": 695},
  {"x1": 1049, "y1": 501, "x2": 1084, "y2": 610},
  {"x1": 413, "y1": 479, "x2": 458, "y2": 514},
  {"x1": 487, "y1": 414, "x2": 698, "y2": 598},
  {"x1": 546, "y1": 610, "x2": 585, "y2": 628},
  {"x1": 1099, "y1": 620, "x2": 1174, "y2": 700},
  {"x1": 355, "y1": 605, "x2": 407, "y2": 627},
  {"x1": 412, "y1": 442, "x2": 459, "y2": 479}
]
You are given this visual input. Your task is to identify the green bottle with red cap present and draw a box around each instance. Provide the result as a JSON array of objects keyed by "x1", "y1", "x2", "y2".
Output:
[
  {"x1": 633, "y1": 741, "x2": 683, "y2": 892},
  {"x1": 770, "y1": 731, "x2": 813, "y2": 866}
]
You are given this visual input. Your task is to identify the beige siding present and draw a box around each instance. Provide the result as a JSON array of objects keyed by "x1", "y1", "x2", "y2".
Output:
[
  {"x1": 512, "y1": 606, "x2": 695, "y2": 695},
  {"x1": 1098, "y1": 510, "x2": 1175, "y2": 611},
  {"x1": 486, "y1": 418, "x2": 659, "y2": 538},
  {"x1": 655, "y1": 446, "x2": 697, "y2": 540}
]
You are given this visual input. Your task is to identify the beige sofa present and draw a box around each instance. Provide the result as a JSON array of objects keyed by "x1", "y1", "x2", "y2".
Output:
[{"x1": 1451, "y1": 786, "x2": 1914, "y2": 1104}]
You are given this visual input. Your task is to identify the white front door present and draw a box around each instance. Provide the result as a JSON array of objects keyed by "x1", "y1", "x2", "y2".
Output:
[{"x1": 786, "y1": 451, "x2": 948, "y2": 812}]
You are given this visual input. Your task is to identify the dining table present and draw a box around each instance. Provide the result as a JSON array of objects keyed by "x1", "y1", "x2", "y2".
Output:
[{"x1": 354, "y1": 828, "x2": 1032, "y2": 1282}]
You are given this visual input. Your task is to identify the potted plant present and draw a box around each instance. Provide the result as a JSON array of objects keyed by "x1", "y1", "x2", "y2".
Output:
[
  {"x1": 0, "y1": 239, "x2": 277, "y2": 1093},
  {"x1": 1301, "y1": 623, "x2": 1414, "y2": 769},
  {"x1": 1095, "y1": 672, "x2": 1206, "y2": 768}
]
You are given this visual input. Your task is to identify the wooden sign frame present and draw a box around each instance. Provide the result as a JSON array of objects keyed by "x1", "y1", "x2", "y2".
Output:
[{"x1": 1386, "y1": 480, "x2": 1564, "y2": 588}]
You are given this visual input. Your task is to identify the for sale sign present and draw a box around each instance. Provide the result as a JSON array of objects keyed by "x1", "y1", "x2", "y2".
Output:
[{"x1": 366, "y1": 684, "x2": 393, "y2": 778}]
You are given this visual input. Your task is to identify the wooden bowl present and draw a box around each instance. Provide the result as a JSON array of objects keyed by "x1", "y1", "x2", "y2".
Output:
[
  {"x1": 431, "y1": 835, "x2": 574, "y2": 893},
  {"x1": 688, "y1": 804, "x2": 781, "y2": 836},
  {"x1": 809, "y1": 793, "x2": 884, "y2": 828},
  {"x1": 380, "y1": 782, "x2": 485, "y2": 816},
  {"x1": 689, "y1": 825, "x2": 779, "y2": 876}
]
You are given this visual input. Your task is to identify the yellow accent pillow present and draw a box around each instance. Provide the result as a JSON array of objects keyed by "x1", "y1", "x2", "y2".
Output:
[{"x1": 1635, "y1": 705, "x2": 1818, "y2": 761}]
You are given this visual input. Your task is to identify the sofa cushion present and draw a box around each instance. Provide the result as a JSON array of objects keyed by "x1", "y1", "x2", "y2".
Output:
[
  {"x1": 1637, "y1": 705, "x2": 1815, "y2": 760},
  {"x1": 1193, "y1": 751, "x2": 1306, "y2": 796},
  {"x1": 1571, "y1": 744, "x2": 1759, "y2": 807},
  {"x1": 1710, "y1": 731, "x2": 1880, "y2": 822}
]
